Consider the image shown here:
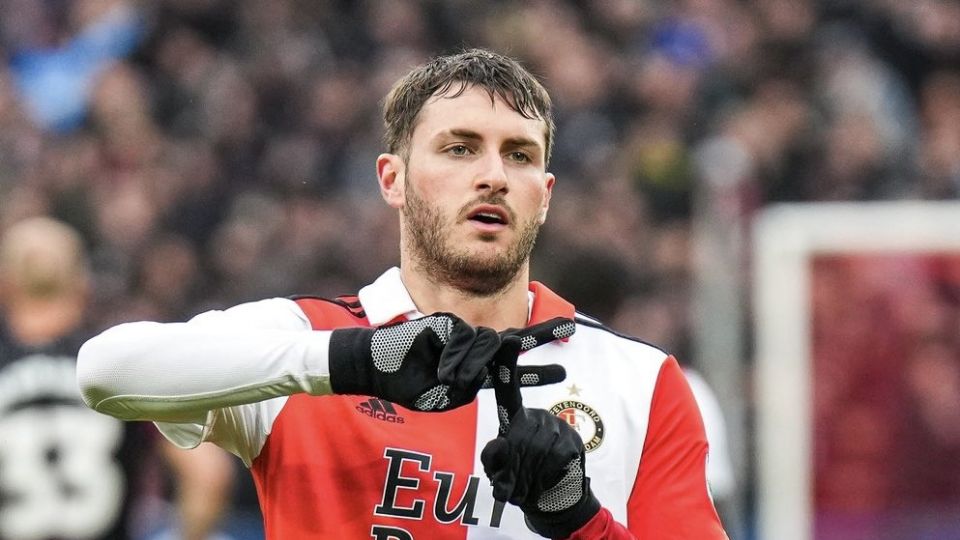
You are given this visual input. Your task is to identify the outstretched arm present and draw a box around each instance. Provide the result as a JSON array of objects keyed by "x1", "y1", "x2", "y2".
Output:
[
  {"x1": 76, "y1": 298, "x2": 333, "y2": 423},
  {"x1": 77, "y1": 297, "x2": 573, "y2": 423}
]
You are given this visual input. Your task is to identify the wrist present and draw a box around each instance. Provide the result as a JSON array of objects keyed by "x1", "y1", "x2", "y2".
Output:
[
  {"x1": 328, "y1": 328, "x2": 374, "y2": 395},
  {"x1": 524, "y1": 480, "x2": 601, "y2": 539}
]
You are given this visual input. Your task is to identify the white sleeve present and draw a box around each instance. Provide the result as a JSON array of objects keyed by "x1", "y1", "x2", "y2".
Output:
[{"x1": 76, "y1": 297, "x2": 334, "y2": 465}]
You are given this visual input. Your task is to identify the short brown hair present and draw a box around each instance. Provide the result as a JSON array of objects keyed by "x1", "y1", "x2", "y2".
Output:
[{"x1": 382, "y1": 48, "x2": 555, "y2": 164}]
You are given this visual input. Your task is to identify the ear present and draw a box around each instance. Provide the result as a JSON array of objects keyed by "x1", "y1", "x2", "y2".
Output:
[
  {"x1": 377, "y1": 153, "x2": 405, "y2": 209},
  {"x1": 539, "y1": 172, "x2": 556, "y2": 224}
]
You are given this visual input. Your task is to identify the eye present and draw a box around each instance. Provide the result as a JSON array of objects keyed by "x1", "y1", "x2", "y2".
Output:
[
  {"x1": 446, "y1": 144, "x2": 471, "y2": 156},
  {"x1": 508, "y1": 151, "x2": 531, "y2": 163}
]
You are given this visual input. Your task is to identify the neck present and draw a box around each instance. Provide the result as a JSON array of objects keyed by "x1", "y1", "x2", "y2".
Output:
[{"x1": 400, "y1": 263, "x2": 530, "y2": 331}]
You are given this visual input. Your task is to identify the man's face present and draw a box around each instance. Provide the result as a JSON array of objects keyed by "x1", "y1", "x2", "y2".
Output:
[{"x1": 389, "y1": 85, "x2": 554, "y2": 296}]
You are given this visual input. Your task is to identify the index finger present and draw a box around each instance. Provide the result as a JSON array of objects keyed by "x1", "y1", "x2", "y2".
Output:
[
  {"x1": 501, "y1": 317, "x2": 576, "y2": 351},
  {"x1": 491, "y1": 336, "x2": 524, "y2": 435}
]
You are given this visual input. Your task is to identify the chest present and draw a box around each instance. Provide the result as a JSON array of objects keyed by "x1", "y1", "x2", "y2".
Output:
[{"x1": 251, "y1": 348, "x2": 656, "y2": 539}]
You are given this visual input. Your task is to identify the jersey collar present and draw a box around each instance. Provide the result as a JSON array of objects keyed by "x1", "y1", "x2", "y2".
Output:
[{"x1": 357, "y1": 267, "x2": 576, "y2": 326}]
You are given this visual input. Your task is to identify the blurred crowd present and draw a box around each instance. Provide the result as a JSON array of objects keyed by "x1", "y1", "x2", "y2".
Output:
[
  {"x1": 2, "y1": 0, "x2": 959, "y2": 353},
  {"x1": 0, "y1": 0, "x2": 958, "y2": 537}
]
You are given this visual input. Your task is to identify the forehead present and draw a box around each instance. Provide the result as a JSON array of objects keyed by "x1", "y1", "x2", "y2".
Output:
[{"x1": 412, "y1": 85, "x2": 547, "y2": 148}]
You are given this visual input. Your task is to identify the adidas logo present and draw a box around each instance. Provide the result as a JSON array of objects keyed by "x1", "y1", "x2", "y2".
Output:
[{"x1": 356, "y1": 398, "x2": 405, "y2": 424}]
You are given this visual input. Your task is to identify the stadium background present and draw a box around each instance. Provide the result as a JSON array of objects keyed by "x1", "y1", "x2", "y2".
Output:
[{"x1": 1, "y1": 1, "x2": 959, "y2": 539}]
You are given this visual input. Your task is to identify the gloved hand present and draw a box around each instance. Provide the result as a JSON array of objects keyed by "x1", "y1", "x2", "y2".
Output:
[
  {"x1": 328, "y1": 313, "x2": 575, "y2": 412},
  {"x1": 481, "y1": 336, "x2": 600, "y2": 539}
]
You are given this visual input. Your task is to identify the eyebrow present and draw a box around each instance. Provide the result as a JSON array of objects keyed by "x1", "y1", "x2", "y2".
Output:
[{"x1": 441, "y1": 128, "x2": 544, "y2": 153}]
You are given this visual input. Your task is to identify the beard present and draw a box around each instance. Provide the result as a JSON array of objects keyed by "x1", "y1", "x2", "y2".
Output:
[{"x1": 403, "y1": 177, "x2": 541, "y2": 297}]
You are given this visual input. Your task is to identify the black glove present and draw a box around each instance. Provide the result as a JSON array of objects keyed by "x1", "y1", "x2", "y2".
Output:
[
  {"x1": 328, "y1": 313, "x2": 575, "y2": 412},
  {"x1": 481, "y1": 337, "x2": 600, "y2": 539}
]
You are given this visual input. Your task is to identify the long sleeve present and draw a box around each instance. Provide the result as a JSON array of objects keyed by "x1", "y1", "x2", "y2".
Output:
[{"x1": 76, "y1": 298, "x2": 333, "y2": 424}]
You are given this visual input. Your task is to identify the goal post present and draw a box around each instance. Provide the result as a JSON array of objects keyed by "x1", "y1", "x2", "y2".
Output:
[{"x1": 753, "y1": 201, "x2": 960, "y2": 540}]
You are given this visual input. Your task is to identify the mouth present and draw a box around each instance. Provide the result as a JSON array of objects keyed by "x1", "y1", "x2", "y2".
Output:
[{"x1": 466, "y1": 204, "x2": 510, "y2": 227}]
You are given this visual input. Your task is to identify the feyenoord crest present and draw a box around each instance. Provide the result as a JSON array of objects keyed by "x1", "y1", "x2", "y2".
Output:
[{"x1": 550, "y1": 400, "x2": 604, "y2": 452}]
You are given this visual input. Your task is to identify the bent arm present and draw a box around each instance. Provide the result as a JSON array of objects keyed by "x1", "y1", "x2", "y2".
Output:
[
  {"x1": 76, "y1": 298, "x2": 333, "y2": 423},
  {"x1": 625, "y1": 357, "x2": 728, "y2": 538}
]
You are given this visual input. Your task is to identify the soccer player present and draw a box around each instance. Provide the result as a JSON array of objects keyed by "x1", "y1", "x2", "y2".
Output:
[
  {"x1": 0, "y1": 217, "x2": 233, "y2": 540},
  {"x1": 77, "y1": 49, "x2": 728, "y2": 539}
]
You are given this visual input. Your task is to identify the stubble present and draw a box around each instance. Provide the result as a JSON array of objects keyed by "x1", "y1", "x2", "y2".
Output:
[{"x1": 403, "y1": 177, "x2": 540, "y2": 297}]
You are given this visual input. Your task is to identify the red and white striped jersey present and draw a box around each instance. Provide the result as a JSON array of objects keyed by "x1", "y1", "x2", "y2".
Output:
[{"x1": 137, "y1": 268, "x2": 727, "y2": 539}]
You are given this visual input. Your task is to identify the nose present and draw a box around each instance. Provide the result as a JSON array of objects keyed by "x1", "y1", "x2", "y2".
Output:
[{"x1": 473, "y1": 152, "x2": 508, "y2": 194}]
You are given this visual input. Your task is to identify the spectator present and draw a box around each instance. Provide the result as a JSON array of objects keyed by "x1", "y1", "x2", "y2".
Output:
[{"x1": 0, "y1": 216, "x2": 233, "y2": 540}]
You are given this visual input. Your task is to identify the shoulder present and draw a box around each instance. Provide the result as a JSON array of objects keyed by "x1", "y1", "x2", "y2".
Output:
[
  {"x1": 571, "y1": 312, "x2": 669, "y2": 363},
  {"x1": 287, "y1": 294, "x2": 369, "y2": 330}
]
